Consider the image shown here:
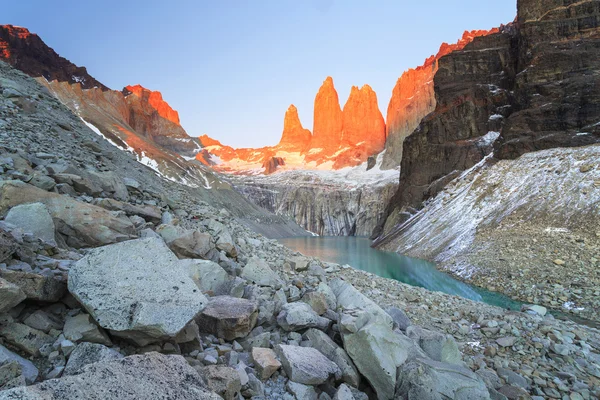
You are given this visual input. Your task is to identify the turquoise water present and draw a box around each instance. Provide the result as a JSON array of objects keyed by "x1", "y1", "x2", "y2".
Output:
[{"x1": 279, "y1": 236, "x2": 523, "y2": 311}]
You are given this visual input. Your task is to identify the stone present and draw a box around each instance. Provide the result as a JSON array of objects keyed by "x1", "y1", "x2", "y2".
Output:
[
  {"x1": 277, "y1": 302, "x2": 330, "y2": 332},
  {"x1": 521, "y1": 304, "x2": 547, "y2": 316},
  {"x1": 497, "y1": 368, "x2": 529, "y2": 389},
  {"x1": 0, "y1": 277, "x2": 25, "y2": 313},
  {"x1": 333, "y1": 384, "x2": 368, "y2": 400},
  {"x1": 287, "y1": 381, "x2": 318, "y2": 400},
  {"x1": 406, "y1": 325, "x2": 462, "y2": 365},
  {"x1": 0, "y1": 352, "x2": 222, "y2": 399},
  {"x1": 0, "y1": 361, "x2": 21, "y2": 387},
  {"x1": 275, "y1": 344, "x2": 340, "y2": 385},
  {"x1": 28, "y1": 174, "x2": 56, "y2": 191},
  {"x1": 301, "y1": 291, "x2": 328, "y2": 315},
  {"x1": 0, "y1": 270, "x2": 66, "y2": 302},
  {"x1": 68, "y1": 238, "x2": 208, "y2": 345},
  {"x1": 0, "y1": 322, "x2": 53, "y2": 356},
  {"x1": 196, "y1": 296, "x2": 258, "y2": 341},
  {"x1": 23, "y1": 310, "x2": 63, "y2": 333},
  {"x1": 93, "y1": 198, "x2": 160, "y2": 222},
  {"x1": 316, "y1": 282, "x2": 337, "y2": 310},
  {"x1": 287, "y1": 256, "x2": 310, "y2": 272},
  {"x1": 197, "y1": 365, "x2": 241, "y2": 400},
  {"x1": 157, "y1": 225, "x2": 214, "y2": 259},
  {"x1": 251, "y1": 347, "x2": 281, "y2": 380},
  {"x1": 329, "y1": 278, "x2": 392, "y2": 324},
  {"x1": 5, "y1": 202, "x2": 56, "y2": 245},
  {"x1": 0, "y1": 180, "x2": 135, "y2": 247},
  {"x1": 63, "y1": 342, "x2": 123, "y2": 375},
  {"x1": 497, "y1": 385, "x2": 531, "y2": 400},
  {"x1": 303, "y1": 329, "x2": 360, "y2": 387},
  {"x1": 241, "y1": 257, "x2": 283, "y2": 288},
  {"x1": 215, "y1": 277, "x2": 246, "y2": 298},
  {"x1": 496, "y1": 336, "x2": 518, "y2": 348},
  {"x1": 385, "y1": 307, "x2": 412, "y2": 331},
  {"x1": 181, "y1": 259, "x2": 229, "y2": 294},
  {"x1": 0, "y1": 344, "x2": 38, "y2": 384},
  {"x1": 63, "y1": 313, "x2": 112, "y2": 346},
  {"x1": 396, "y1": 358, "x2": 491, "y2": 400}
]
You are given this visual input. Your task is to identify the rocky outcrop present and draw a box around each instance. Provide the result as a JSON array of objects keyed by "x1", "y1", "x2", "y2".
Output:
[
  {"x1": 262, "y1": 156, "x2": 285, "y2": 174},
  {"x1": 0, "y1": 25, "x2": 106, "y2": 90},
  {"x1": 278, "y1": 105, "x2": 312, "y2": 151},
  {"x1": 310, "y1": 77, "x2": 344, "y2": 155},
  {"x1": 377, "y1": 0, "x2": 600, "y2": 240},
  {"x1": 495, "y1": 0, "x2": 600, "y2": 159},
  {"x1": 382, "y1": 29, "x2": 501, "y2": 170}
]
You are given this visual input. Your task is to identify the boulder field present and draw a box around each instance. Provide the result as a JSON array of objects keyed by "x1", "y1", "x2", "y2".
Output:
[{"x1": 0, "y1": 59, "x2": 598, "y2": 400}]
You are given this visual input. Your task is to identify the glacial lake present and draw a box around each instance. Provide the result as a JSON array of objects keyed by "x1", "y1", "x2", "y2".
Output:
[{"x1": 279, "y1": 236, "x2": 522, "y2": 311}]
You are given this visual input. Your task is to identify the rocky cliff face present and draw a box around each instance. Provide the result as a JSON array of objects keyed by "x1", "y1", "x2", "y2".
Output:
[
  {"x1": 310, "y1": 77, "x2": 343, "y2": 155},
  {"x1": 381, "y1": 29, "x2": 501, "y2": 170},
  {"x1": 0, "y1": 25, "x2": 106, "y2": 90},
  {"x1": 230, "y1": 160, "x2": 399, "y2": 236},
  {"x1": 376, "y1": 0, "x2": 600, "y2": 239}
]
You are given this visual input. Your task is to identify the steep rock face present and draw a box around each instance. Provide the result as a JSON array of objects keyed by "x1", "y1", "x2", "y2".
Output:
[
  {"x1": 310, "y1": 77, "x2": 343, "y2": 156},
  {"x1": 495, "y1": 0, "x2": 600, "y2": 159},
  {"x1": 278, "y1": 105, "x2": 312, "y2": 151},
  {"x1": 382, "y1": 29, "x2": 501, "y2": 169},
  {"x1": 341, "y1": 85, "x2": 386, "y2": 155},
  {"x1": 376, "y1": 0, "x2": 600, "y2": 242},
  {"x1": 235, "y1": 180, "x2": 398, "y2": 237},
  {"x1": 122, "y1": 84, "x2": 198, "y2": 156},
  {"x1": 0, "y1": 25, "x2": 106, "y2": 90},
  {"x1": 262, "y1": 156, "x2": 285, "y2": 174}
]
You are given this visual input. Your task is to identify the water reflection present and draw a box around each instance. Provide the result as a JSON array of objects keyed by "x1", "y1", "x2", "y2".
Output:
[{"x1": 279, "y1": 236, "x2": 521, "y2": 310}]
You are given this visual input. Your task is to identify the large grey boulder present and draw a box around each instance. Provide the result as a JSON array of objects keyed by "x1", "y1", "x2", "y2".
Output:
[
  {"x1": 63, "y1": 342, "x2": 123, "y2": 375},
  {"x1": 68, "y1": 238, "x2": 208, "y2": 345},
  {"x1": 206, "y1": 220, "x2": 237, "y2": 258},
  {"x1": 93, "y1": 198, "x2": 161, "y2": 223},
  {"x1": 302, "y1": 329, "x2": 360, "y2": 387},
  {"x1": 0, "y1": 352, "x2": 221, "y2": 400},
  {"x1": 241, "y1": 257, "x2": 283, "y2": 288},
  {"x1": 395, "y1": 358, "x2": 491, "y2": 400},
  {"x1": 275, "y1": 344, "x2": 340, "y2": 385},
  {"x1": 196, "y1": 296, "x2": 258, "y2": 340},
  {"x1": 277, "y1": 302, "x2": 330, "y2": 332},
  {"x1": 0, "y1": 345, "x2": 38, "y2": 384},
  {"x1": 5, "y1": 202, "x2": 56, "y2": 245},
  {"x1": 406, "y1": 326, "x2": 462, "y2": 365},
  {"x1": 181, "y1": 259, "x2": 229, "y2": 294},
  {"x1": 329, "y1": 278, "x2": 392, "y2": 324},
  {"x1": 0, "y1": 278, "x2": 25, "y2": 313},
  {"x1": 0, "y1": 180, "x2": 136, "y2": 248},
  {"x1": 331, "y1": 280, "x2": 421, "y2": 400}
]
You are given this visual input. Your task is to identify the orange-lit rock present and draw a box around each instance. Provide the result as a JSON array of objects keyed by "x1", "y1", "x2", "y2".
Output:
[
  {"x1": 341, "y1": 84, "x2": 386, "y2": 154},
  {"x1": 382, "y1": 28, "x2": 500, "y2": 169},
  {"x1": 311, "y1": 77, "x2": 343, "y2": 155},
  {"x1": 124, "y1": 85, "x2": 180, "y2": 125},
  {"x1": 278, "y1": 105, "x2": 312, "y2": 151}
]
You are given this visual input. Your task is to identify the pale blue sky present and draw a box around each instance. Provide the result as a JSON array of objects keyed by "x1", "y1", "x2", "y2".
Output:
[{"x1": 5, "y1": 1, "x2": 516, "y2": 147}]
